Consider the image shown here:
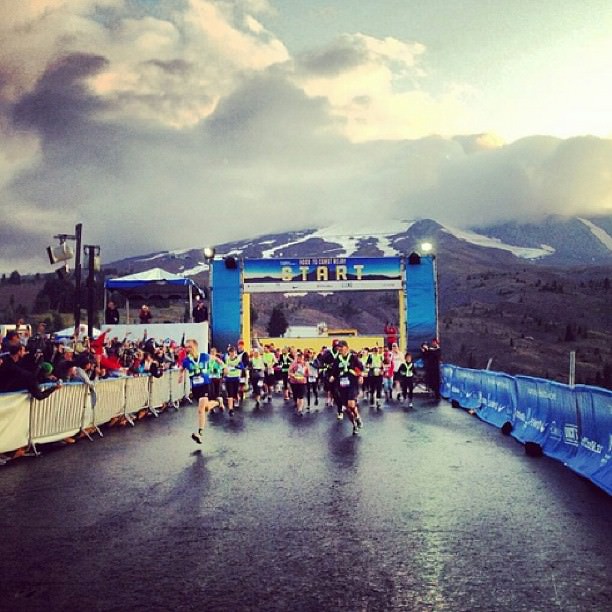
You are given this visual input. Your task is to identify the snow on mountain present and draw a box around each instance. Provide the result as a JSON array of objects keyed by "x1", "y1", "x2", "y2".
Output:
[
  {"x1": 578, "y1": 218, "x2": 612, "y2": 251},
  {"x1": 441, "y1": 225, "x2": 555, "y2": 259},
  {"x1": 261, "y1": 220, "x2": 414, "y2": 258},
  {"x1": 109, "y1": 215, "x2": 612, "y2": 273}
]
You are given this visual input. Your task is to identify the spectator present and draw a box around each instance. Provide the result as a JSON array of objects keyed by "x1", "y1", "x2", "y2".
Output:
[
  {"x1": 1, "y1": 330, "x2": 21, "y2": 353},
  {"x1": 54, "y1": 346, "x2": 76, "y2": 381},
  {"x1": 0, "y1": 344, "x2": 61, "y2": 400},
  {"x1": 105, "y1": 300, "x2": 120, "y2": 325},
  {"x1": 192, "y1": 294, "x2": 208, "y2": 323},
  {"x1": 422, "y1": 338, "x2": 442, "y2": 401},
  {"x1": 384, "y1": 321, "x2": 398, "y2": 349},
  {"x1": 138, "y1": 304, "x2": 153, "y2": 324}
]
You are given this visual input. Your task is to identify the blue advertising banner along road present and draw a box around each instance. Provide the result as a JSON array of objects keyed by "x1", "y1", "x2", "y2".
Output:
[{"x1": 441, "y1": 364, "x2": 612, "y2": 496}]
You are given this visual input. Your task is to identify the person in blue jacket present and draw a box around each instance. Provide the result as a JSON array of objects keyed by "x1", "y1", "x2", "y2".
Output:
[{"x1": 182, "y1": 339, "x2": 217, "y2": 445}]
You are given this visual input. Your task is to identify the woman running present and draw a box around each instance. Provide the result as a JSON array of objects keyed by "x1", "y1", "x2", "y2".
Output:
[
  {"x1": 250, "y1": 347, "x2": 265, "y2": 408},
  {"x1": 288, "y1": 352, "x2": 309, "y2": 415}
]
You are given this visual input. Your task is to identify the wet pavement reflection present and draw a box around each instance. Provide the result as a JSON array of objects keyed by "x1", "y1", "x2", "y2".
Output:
[{"x1": 1, "y1": 396, "x2": 610, "y2": 611}]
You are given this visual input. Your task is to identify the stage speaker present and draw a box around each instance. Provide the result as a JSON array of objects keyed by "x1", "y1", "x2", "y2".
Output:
[{"x1": 224, "y1": 256, "x2": 238, "y2": 269}]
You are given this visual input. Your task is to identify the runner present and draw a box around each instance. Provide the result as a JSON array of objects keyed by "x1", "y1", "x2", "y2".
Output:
[
  {"x1": 288, "y1": 351, "x2": 309, "y2": 415},
  {"x1": 223, "y1": 345, "x2": 243, "y2": 417},
  {"x1": 208, "y1": 347, "x2": 225, "y2": 411},
  {"x1": 360, "y1": 347, "x2": 370, "y2": 401},
  {"x1": 262, "y1": 344, "x2": 276, "y2": 401},
  {"x1": 250, "y1": 347, "x2": 265, "y2": 408},
  {"x1": 279, "y1": 347, "x2": 293, "y2": 401},
  {"x1": 182, "y1": 339, "x2": 218, "y2": 445},
  {"x1": 328, "y1": 340, "x2": 364, "y2": 435},
  {"x1": 365, "y1": 345, "x2": 384, "y2": 409},
  {"x1": 322, "y1": 340, "x2": 340, "y2": 411},
  {"x1": 382, "y1": 351, "x2": 394, "y2": 402},
  {"x1": 304, "y1": 348, "x2": 319, "y2": 410},
  {"x1": 236, "y1": 340, "x2": 250, "y2": 407},
  {"x1": 390, "y1": 342, "x2": 404, "y2": 400},
  {"x1": 396, "y1": 351, "x2": 415, "y2": 408}
]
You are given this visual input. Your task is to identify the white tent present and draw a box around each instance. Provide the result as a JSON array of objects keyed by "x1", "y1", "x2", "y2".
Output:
[{"x1": 55, "y1": 324, "x2": 102, "y2": 339}]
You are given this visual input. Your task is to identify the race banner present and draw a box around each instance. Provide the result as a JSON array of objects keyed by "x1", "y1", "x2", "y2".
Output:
[{"x1": 243, "y1": 257, "x2": 403, "y2": 293}]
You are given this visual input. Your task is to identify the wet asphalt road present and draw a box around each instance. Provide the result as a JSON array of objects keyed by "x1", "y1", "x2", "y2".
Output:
[{"x1": 1, "y1": 395, "x2": 611, "y2": 612}]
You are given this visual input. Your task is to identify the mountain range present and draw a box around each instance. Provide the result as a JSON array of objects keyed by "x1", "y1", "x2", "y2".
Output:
[
  {"x1": 101, "y1": 214, "x2": 609, "y2": 388},
  {"x1": 109, "y1": 214, "x2": 612, "y2": 275}
]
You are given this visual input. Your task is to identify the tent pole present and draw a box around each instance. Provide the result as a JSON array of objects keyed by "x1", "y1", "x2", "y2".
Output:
[
  {"x1": 103, "y1": 288, "x2": 107, "y2": 321},
  {"x1": 126, "y1": 297, "x2": 130, "y2": 324}
]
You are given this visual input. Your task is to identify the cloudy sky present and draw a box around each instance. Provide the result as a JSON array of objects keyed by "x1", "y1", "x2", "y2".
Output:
[{"x1": 1, "y1": 0, "x2": 611, "y2": 271}]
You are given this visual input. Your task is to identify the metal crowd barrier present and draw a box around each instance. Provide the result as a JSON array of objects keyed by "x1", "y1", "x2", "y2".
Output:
[
  {"x1": 93, "y1": 378, "x2": 127, "y2": 428},
  {"x1": 124, "y1": 375, "x2": 151, "y2": 425},
  {"x1": 149, "y1": 374, "x2": 171, "y2": 417},
  {"x1": 30, "y1": 383, "x2": 88, "y2": 454},
  {"x1": 0, "y1": 369, "x2": 192, "y2": 457}
]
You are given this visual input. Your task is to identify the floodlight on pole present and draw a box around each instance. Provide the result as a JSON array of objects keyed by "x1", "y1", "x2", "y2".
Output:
[
  {"x1": 420, "y1": 241, "x2": 433, "y2": 254},
  {"x1": 203, "y1": 246, "x2": 216, "y2": 260},
  {"x1": 46, "y1": 240, "x2": 74, "y2": 265}
]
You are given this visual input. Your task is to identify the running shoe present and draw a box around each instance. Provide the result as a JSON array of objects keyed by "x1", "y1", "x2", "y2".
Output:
[
  {"x1": 229, "y1": 408, "x2": 234, "y2": 417},
  {"x1": 352, "y1": 425, "x2": 358, "y2": 435},
  {"x1": 336, "y1": 412, "x2": 344, "y2": 421},
  {"x1": 191, "y1": 432, "x2": 202, "y2": 444},
  {"x1": 409, "y1": 402, "x2": 413, "y2": 408},
  {"x1": 356, "y1": 416, "x2": 363, "y2": 429}
]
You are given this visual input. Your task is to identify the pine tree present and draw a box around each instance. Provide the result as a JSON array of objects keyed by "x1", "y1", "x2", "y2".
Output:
[{"x1": 267, "y1": 305, "x2": 288, "y2": 337}]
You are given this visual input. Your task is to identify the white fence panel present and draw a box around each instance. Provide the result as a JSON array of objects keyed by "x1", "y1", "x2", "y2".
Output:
[
  {"x1": 168, "y1": 369, "x2": 187, "y2": 403},
  {"x1": 0, "y1": 391, "x2": 30, "y2": 454},
  {"x1": 124, "y1": 375, "x2": 150, "y2": 416},
  {"x1": 93, "y1": 378, "x2": 126, "y2": 426},
  {"x1": 150, "y1": 373, "x2": 171, "y2": 409},
  {"x1": 30, "y1": 383, "x2": 86, "y2": 446}
]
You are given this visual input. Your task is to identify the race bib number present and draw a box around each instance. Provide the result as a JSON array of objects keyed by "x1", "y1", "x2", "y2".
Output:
[
  {"x1": 308, "y1": 376, "x2": 317, "y2": 383},
  {"x1": 192, "y1": 376, "x2": 204, "y2": 385},
  {"x1": 267, "y1": 367, "x2": 275, "y2": 375},
  {"x1": 339, "y1": 377, "x2": 350, "y2": 388},
  {"x1": 239, "y1": 376, "x2": 246, "y2": 383},
  {"x1": 257, "y1": 380, "x2": 264, "y2": 388},
  {"x1": 373, "y1": 368, "x2": 381, "y2": 376}
]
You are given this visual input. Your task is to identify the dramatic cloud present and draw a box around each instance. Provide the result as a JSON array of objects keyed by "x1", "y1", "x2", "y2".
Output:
[{"x1": 0, "y1": 0, "x2": 610, "y2": 272}]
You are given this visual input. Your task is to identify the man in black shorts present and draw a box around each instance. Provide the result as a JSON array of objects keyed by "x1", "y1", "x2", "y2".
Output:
[{"x1": 328, "y1": 340, "x2": 364, "y2": 435}]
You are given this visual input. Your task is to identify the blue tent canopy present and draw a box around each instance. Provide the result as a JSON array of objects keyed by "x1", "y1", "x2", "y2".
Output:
[{"x1": 104, "y1": 268, "x2": 204, "y2": 323}]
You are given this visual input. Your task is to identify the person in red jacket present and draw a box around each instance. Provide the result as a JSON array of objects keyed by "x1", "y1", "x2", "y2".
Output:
[{"x1": 384, "y1": 321, "x2": 398, "y2": 349}]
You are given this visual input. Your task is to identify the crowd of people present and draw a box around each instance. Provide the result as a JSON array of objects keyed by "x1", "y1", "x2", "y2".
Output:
[
  {"x1": 184, "y1": 337, "x2": 442, "y2": 444},
  {"x1": 0, "y1": 322, "x2": 187, "y2": 397},
  {"x1": 0, "y1": 317, "x2": 442, "y2": 455}
]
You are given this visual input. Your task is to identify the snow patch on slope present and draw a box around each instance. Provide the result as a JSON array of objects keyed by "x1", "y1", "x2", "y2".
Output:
[
  {"x1": 261, "y1": 220, "x2": 413, "y2": 258},
  {"x1": 442, "y1": 225, "x2": 555, "y2": 259},
  {"x1": 578, "y1": 218, "x2": 612, "y2": 251}
]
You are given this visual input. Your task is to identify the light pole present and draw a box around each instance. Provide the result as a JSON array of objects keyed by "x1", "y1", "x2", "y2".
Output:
[
  {"x1": 84, "y1": 244, "x2": 100, "y2": 339},
  {"x1": 47, "y1": 223, "x2": 82, "y2": 332}
]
